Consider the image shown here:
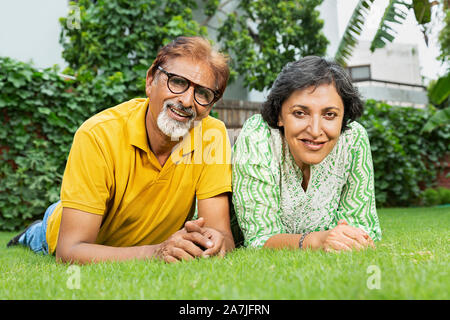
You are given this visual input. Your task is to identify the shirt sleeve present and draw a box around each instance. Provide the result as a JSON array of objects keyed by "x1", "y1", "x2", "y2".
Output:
[
  {"x1": 195, "y1": 121, "x2": 232, "y2": 200},
  {"x1": 232, "y1": 118, "x2": 285, "y2": 248},
  {"x1": 60, "y1": 127, "x2": 114, "y2": 215},
  {"x1": 336, "y1": 124, "x2": 382, "y2": 241}
]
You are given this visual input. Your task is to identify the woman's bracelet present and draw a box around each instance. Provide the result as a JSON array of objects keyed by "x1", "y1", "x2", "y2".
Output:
[{"x1": 299, "y1": 232, "x2": 311, "y2": 249}]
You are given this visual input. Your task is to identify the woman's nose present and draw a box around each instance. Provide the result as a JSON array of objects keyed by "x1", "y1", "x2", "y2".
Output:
[{"x1": 307, "y1": 116, "x2": 322, "y2": 138}]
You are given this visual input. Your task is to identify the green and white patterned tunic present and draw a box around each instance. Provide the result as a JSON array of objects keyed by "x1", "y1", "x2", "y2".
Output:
[{"x1": 232, "y1": 114, "x2": 382, "y2": 248}]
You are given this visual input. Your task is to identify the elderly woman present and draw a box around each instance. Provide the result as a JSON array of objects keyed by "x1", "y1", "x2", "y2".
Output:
[{"x1": 232, "y1": 56, "x2": 381, "y2": 252}]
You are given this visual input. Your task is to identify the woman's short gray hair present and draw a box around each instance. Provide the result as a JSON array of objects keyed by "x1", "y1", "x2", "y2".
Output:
[{"x1": 261, "y1": 56, "x2": 364, "y2": 132}]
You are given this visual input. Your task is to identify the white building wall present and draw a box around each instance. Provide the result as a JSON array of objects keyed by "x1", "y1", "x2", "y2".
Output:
[
  {"x1": 347, "y1": 40, "x2": 428, "y2": 107},
  {"x1": 347, "y1": 41, "x2": 422, "y2": 85},
  {"x1": 320, "y1": 0, "x2": 340, "y2": 59},
  {"x1": 0, "y1": 0, "x2": 68, "y2": 70},
  {"x1": 356, "y1": 84, "x2": 428, "y2": 107}
]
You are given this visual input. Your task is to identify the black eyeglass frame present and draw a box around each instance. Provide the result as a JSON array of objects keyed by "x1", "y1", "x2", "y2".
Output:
[{"x1": 157, "y1": 66, "x2": 219, "y2": 106}]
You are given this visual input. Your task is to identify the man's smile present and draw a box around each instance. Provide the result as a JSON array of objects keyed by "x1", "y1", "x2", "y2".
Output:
[{"x1": 167, "y1": 104, "x2": 194, "y2": 121}]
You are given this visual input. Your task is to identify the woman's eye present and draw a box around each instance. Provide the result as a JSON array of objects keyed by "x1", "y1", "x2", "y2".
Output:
[
  {"x1": 294, "y1": 111, "x2": 306, "y2": 117},
  {"x1": 325, "y1": 112, "x2": 337, "y2": 119}
]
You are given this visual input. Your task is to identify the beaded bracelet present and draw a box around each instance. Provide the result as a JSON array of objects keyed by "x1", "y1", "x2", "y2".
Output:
[{"x1": 299, "y1": 232, "x2": 311, "y2": 249}]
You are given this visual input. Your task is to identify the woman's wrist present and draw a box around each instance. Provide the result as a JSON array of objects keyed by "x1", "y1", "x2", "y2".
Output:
[{"x1": 303, "y1": 230, "x2": 330, "y2": 250}]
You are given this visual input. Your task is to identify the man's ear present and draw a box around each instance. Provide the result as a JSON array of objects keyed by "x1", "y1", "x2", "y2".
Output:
[{"x1": 145, "y1": 68, "x2": 155, "y2": 97}]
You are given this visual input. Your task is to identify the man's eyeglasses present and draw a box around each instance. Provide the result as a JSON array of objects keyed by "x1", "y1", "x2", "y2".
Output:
[{"x1": 157, "y1": 66, "x2": 218, "y2": 106}]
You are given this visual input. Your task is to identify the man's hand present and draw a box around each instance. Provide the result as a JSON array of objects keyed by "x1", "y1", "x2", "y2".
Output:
[
  {"x1": 185, "y1": 218, "x2": 227, "y2": 258},
  {"x1": 154, "y1": 218, "x2": 214, "y2": 263},
  {"x1": 322, "y1": 220, "x2": 375, "y2": 252},
  {"x1": 195, "y1": 193, "x2": 235, "y2": 257}
]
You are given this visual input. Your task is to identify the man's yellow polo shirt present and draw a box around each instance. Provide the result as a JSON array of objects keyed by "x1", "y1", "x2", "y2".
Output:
[{"x1": 46, "y1": 98, "x2": 232, "y2": 254}]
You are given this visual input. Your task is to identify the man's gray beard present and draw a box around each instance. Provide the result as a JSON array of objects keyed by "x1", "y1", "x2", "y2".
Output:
[{"x1": 157, "y1": 102, "x2": 196, "y2": 140}]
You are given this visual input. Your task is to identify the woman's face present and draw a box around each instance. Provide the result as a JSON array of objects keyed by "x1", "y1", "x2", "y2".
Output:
[{"x1": 278, "y1": 83, "x2": 344, "y2": 170}]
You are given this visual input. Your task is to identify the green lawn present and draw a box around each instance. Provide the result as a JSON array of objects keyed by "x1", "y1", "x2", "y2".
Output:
[{"x1": 0, "y1": 207, "x2": 448, "y2": 300}]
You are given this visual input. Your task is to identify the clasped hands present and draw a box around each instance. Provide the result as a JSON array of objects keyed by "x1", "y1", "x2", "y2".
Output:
[
  {"x1": 320, "y1": 219, "x2": 376, "y2": 252},
  {"x1": 155, "y1": 218, "x2": 375, "y2": 262},
  {"x1": 155, "y1": 217, "x2": 226, "y2": 263}
]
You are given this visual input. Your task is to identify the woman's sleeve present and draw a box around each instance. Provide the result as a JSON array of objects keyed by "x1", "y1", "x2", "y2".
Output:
[
  {"x1": 232, "y1": 127, "x2": 285, "y2": 248},
  {"x1": 336, "y1": 125, "x2": 382, "y2": 241}
]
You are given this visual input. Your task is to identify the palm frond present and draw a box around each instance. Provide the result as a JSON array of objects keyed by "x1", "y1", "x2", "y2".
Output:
[
  {"x1": 334, "y1": 0, "x2": 376, "y2": 66},
  {"x1": 422, "y1": 72, "x2": 450, "y2": 133},
  {"x1": 412, "y1": 0, "x2": 432, "y2": 24},
  {"x1": 422, "y1": 106, "x2": 450, "y2": 133},
  {"x1": 429, "y1": 72, "x2": 450, "y2": 105},
  {"x1": 369, "y1": 0, "x2": 412, "y2": 52}
]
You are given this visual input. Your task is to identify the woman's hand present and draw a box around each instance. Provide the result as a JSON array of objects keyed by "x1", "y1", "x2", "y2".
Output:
[{"x1": 322, "y1": 220, "x2": 375, "y2": 252}]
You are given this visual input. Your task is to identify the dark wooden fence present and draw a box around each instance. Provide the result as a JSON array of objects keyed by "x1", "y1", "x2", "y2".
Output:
[
  {"x1": 214, "y1": 99, "x2": 261, "y2": 129},
  {"x1": 214, "y1": 99, "x2": 261, "y2": 146}
]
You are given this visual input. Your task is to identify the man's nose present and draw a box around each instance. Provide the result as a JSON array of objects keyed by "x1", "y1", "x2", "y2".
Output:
[{"x1": 177, "y1": 86, "x2": 195, "y2": 108}]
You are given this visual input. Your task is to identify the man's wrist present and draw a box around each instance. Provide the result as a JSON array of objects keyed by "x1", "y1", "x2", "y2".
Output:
[
  {"x1": 143, "y1": 243, "x2": 162, "y2": 260},
  {"x1": 224, "y1": 233, "x2": 235, "y2": 251}
]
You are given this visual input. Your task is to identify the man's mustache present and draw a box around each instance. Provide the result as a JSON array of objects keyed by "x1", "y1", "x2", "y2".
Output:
[{"x1": 165, "y1": 102, "x2": 196, "y2": 118}]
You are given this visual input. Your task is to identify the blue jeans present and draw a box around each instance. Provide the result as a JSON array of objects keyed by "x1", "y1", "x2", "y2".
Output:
[{"x1": 18, "y1": 201, "x2": 60, "y2": 255}]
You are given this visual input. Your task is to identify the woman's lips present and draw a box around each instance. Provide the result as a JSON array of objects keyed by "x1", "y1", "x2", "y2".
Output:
[{"x1": 300, "y1": 139, "x2": 327, "y2": 151}]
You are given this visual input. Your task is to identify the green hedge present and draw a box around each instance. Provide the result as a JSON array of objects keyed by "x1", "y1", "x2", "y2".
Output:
[
  {"x1": 421, "y1": 187, "x2": 450, "y2": 206},
  {"x1": 0, "y1": 57, "x2": 132, "y2": 231},
  {"x1": 359, "y1": 100, "x2": 449, "y2": 207},
  {"x1": 0, "y1": 57, "x2": 449, "y2": 230}
]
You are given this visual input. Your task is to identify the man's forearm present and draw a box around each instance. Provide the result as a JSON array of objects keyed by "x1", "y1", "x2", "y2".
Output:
[
  {"x1": 56, "y1": 242, "x2": 161, "y2": 265},
  {"x1": 223, "y1": 232, "x2": 235, "y2": 252}
]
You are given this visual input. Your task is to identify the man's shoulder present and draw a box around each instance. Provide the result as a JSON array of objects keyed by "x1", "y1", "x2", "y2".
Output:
[
  {"x1": 78, "y1": 98, "x2": 146, "y2": 134},
  {"x1": 201, "y1": 115, "x2": 227, "y2": 131}
]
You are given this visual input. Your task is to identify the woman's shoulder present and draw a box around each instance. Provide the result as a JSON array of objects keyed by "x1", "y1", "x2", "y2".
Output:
[
  {"x1": 240, "y1": 114, "x2": 272, "y2": 138},
  {"x1": 342, "y1": 121, "x2": 370, "y2": 147},
  {"x1": 233, "y1": 114, "x2": 280, "y2": 165},
  {"x1": 237, "y1": 114, "x2": 278, "y2": 148},
  {"x1": 348, "y1": 120, "x2": 368, "y2": 134},
  {"x1": 336, "y1": 121, "x2": 372, "y2": 165}
]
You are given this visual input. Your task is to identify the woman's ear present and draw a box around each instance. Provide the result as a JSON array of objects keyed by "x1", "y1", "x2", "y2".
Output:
[{"x1": 277, "y1": 116, "x2": 284, "y2": 127}]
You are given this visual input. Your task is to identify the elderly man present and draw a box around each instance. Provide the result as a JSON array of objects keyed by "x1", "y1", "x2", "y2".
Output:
[{"x1": 7, "y1": 36, "x2": 235, "y2": 264}]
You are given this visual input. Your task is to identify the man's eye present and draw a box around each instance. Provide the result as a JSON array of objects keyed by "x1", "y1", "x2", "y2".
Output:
[
  {"x1": 170, "y1": 77, "x2": 187, "y2": 87},
  {"x1": 196, "y1": 87, "x2": 210, "y2": 99}
]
